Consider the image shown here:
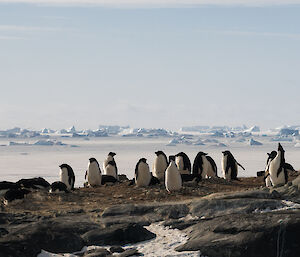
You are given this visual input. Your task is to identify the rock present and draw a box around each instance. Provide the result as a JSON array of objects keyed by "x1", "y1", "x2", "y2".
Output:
[
  {"x1": 118, "y1": 248, "x2": 141, "y2": 257},
  {"x1": 0, "y1": 218, "x2": 100, "y2": 257},
  {"x1": 176, "y1": 211, "x2": 300, "y2": 257},
  {"x1": 109, "y1": 246, "x2": 125, "y2": 253},
  {"x1": 82, "y1": 223, "x2": 156, "y2": 246},
  {"x1": 84, "y1": 248, "x2": 111, "y2": 257},
  {"x1": 190, "y1": 198, "x2": 284, "y2": 218}
]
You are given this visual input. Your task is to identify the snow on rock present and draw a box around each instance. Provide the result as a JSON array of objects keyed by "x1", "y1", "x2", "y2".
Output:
[
  {"x1": 126, "y1": 223, "x2": 200, "y2": 257},
  {"x1": 248, "y1": 138, "x2": 263, "y2": 146}
]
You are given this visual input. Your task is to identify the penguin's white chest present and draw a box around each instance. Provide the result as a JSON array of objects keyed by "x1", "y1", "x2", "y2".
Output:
[
  {"x1": 165, "y1": 162, "x2": 182, "y2": 192},
  {"x1": 104, "y1": 164, "x2": 117, "y2": 178},
  {"x1": 222, "y1": 155, "x2": 231, "y2": 180},
  {"x1": 136, "y1": 162, "x2": 151, "y2": 187},
  {"x1": 87, "y1": 163, "x2": 102, "y2": 186},
  {"x1": 201, "y1": 156, "x2": 210, "y2": 178},
  {"x1": 153, "y1": 155, "x2": 168, "y2": 180},
  {"x1": 60, "y1": 168, "x2": 71, "y2": 190},
  {"x1": 269, "y1": 156, "x2": 285, "y2": 186},
  {"x1": 103, "y1": 156, "x2": 113, "y2": 171}
]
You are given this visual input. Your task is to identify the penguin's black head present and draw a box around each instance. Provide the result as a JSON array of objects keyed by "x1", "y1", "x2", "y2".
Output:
[
  {"x1": 89, "y1": 157, "x2": 98, "y2": 163},
  {"x1": 267, "y1": 151, "x2": 277, "y2": 159},
  {"x1": 59, "y1": 163, "x2": 70, "y2": 170},
  {"x1": 278, "y1": 143, "x2": 285, "y2": 153},
  {"x1": 155, "y1": 151, "x2": 164, "y2": 156},
  {"x1": 198, "y1": 151, "x2": 208, "y2": 156},
  {"x1": 108, "y1": 152, "x2": 116, "y2": 157},
  {"x1": 139, "y1": 158, "x2": 147, "y2": 163},
  {"x1": 222, "y1": 150, "x2": 231, "y2": 156},
  {"x1": 169, "y1": 155, "x2": 175, "y2": 162},
  {"x1": 175, "y1": 152, "x2": 184, "y2": 157}
]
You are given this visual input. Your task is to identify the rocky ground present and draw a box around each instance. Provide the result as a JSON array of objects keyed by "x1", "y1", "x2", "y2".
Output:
[{"x1": 1, "y1": 173, "x2": 300, "y2": 257}]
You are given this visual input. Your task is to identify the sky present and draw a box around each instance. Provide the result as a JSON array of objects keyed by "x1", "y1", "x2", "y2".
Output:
[{"x1": 0, "y1": 0, "x2": 300, "y2": 130}]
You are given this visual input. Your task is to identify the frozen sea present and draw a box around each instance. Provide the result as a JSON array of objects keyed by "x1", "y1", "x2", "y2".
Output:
[{"x1": 0, "y1": 136, "x2": 299, "y2": 187}]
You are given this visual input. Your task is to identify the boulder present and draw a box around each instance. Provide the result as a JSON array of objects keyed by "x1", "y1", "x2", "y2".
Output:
[{"x1": 82, "y1": 223, "x2": 156, "y2": 246}]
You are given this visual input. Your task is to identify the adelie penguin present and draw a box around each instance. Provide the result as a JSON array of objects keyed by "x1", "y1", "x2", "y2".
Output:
[
  {"x1": 222, "y1": 150, "x2": 245, "y2": 181},
  {"x1": 59, "y1": 163, "x2": 75, "y2": 190},
  {"x1": 4, "y1": 188, "x2": 31, "y2": 205},
  {"x1": 175, "y1": 152, "x2": 191, "y2": 175},
  {"x1": 49, "y1": 181, "x2": 69, "y2": 194},
  {"x1": 192, "y1": 152, "x2": 218, "y2": 179},
  {"x1": 0, "y1": 181, "x2": 19, "y2": 196},
  {"x1": 267, "y1": 143, "x2": 288, "y2": 186},
  {"x1": 16, "y1": 177, "x2": 50, "y2": 190},
  {"x1": 153, "y1": 151, "x2": 168, "y2": 180},
  {"x1": 103, "y1": 152, "x2": 118, "y2": 179},
  {"x1": 264, "y1": 151, "x2": 277, "y2": 187},
  {"x1": 85, "y1": 158, "x2": 102, "y2": 187},
  {"x1": 165, "y1": 158, "x2": 182, "y2": 192},
  {"x1": 135, "y1": 158, "x2": 151, "y2": 187}
]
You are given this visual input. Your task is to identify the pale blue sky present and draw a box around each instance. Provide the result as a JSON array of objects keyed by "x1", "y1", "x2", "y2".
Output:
[{"x1": 0, "y1": 1, "x2": 300, "y2": 130}]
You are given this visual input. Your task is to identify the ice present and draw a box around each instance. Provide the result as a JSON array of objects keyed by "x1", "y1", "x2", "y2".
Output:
[{"x1": 248, "y1": 138, "x2": 263, "y2": 146}]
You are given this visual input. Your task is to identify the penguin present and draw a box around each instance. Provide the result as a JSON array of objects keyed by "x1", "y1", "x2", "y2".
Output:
[
  {"x1": 153, "y1": 151, "x2": 168, "y2": 180},
  {"x1": 165, "y1": 160, "x2": 182, "y2": 192},
  {"x1": 149, "y1": 173, "x2": 160, "y2": 185},
  {"x1": 206, "y1": 155, "x2": 218, "y2": 178},
  {"x1": 175, "y1": 152, "x2": 191, "y2": 175},
  {"x1": 103, "y1": 152, "x2": 118, "y2": 179},
  {"x1": 264, "y1": 151, "x2": 277, "y2": 187},
  {"x1": 59, "y1": 163, "x2": 75, "y2": 190},
  {"x1": 4, "y1": 188, "x2": 31, "y2": 205},
  {"x1": 104, "y1": 160, "x2": 118, "y2": 179},
  {"x1": 135, "y1": 158, "x2": 151, "y2": 187},
  {"x1": 101, "y1": 174, "x2": 118, "y2": 185},
  {"x1": 49, "y1": 181, "x2": 69, "y2": 193},
  {"x1": 192, "y1": 152, "x2": 218, "y2": 179},
  {"x1": 268, "y1": 143, "x2": 288, "y2": 186},
  {"x1": 221, "y1": 150, "x2": 245, "y2": 181},
  {"x1": 0, "y1": 181, "x2": 19, "y2": 196},
  {"x1": 16, "y1": 177, "x2": 50, "y2": 190},
  {"x1": 85, "y1": 157, "x2": 102, "y2": 187}
]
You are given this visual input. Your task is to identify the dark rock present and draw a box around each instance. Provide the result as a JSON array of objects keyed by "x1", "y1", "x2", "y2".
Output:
[
  {"x1": 0, "y1": 218, "x2": 100, "y2": 257},
  {"x1": 118, "y1": 248, "x2": 141, "y2": 257},
  {"x1": 110, "y1": 246, "x2": 125, "y2": 253},
  {"x1": 0, "y1": 228, "x2": 8, "y2": 237},
  {"x1": 84, "y1": 248, "x2": 111, "y2": 257},
  {"x1": 190, "y1": 198, "x2": 285, "y2": 218},
  {"x1": 176, "y1": 211, "x2": 300, "y2": 257},
  {"x1": 82, "y1": 223, "x2": 156, "y2": 246}
]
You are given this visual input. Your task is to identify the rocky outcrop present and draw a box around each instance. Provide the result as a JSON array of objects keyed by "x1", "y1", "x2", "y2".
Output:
[{"x1": 0, "y1": 181, "x2": 300, "y2": 257}]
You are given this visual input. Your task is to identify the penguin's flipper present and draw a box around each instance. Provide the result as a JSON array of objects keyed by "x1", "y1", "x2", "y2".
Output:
[
  {"x1": 84, "y1": 170, "x2": 87, "y2": 180},
  {"x1": 284, "y1": 163, "x2": 296, "y2": 172},
  {"x1": 237, "y1": 162, "x2": 245, "y2": 170}
]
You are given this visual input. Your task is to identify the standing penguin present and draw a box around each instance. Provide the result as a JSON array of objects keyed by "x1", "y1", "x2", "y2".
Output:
[
  {"x1": 104, "y1": 160, "x2": 118, "y2": 180},
  {"x1": 165, "y1": 160, "x2": 182, "y2": 192},
  {"x1": 86, "y1": 158, "x2": 102, "y2": 187},
  {"x1": 59, "y1": 163, "x2": 75, "y2": 190},
  {"x1": 135, "y1": 158, "x2": 151, "y2": 187},
  {"x1": 269, "y1": 143, "x2": 288, "y2": 186},
  {"x1": 264, "y1": 151, "x2": 277, "y2": 187},
  {"x1": 193, "y1": 152, "x2": 218, "y2": 179},
  {"x1": 222, "y1": 151, "x2": 245, "y2": 180},
  {"x1": 153, "y1": 151, "x2": 168, "y2": 180},
  {"x1": 175, "y1": 152, "x2": 191, "y2": 175},
  {"x1": 103, "y1": 152, "x2": 118, "y2": 179},
  {"x1": 0, "y1": 182, "x2": 19, "y2": 196}
]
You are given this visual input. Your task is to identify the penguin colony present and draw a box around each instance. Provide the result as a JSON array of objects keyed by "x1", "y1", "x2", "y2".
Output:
[{"x1": 0, "y1": 143, "x2": 297, "y2": 203}]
